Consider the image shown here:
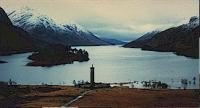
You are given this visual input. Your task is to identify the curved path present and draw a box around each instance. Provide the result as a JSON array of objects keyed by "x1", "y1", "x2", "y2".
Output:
[{"x1": 62, "y1": 90, "x2": 92, "y2": 107}]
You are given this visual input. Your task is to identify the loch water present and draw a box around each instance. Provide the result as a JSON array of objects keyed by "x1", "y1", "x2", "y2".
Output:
[{"x1": 0, "y1": 46, "x2": 199, "y2": 89}]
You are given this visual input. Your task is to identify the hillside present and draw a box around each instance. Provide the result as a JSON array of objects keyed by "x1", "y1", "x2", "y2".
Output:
[
  {"x1": 123, "y1": 30, "x2": 160, "y2": 48},
  {"x1": 0, "y1": 7, "x2": 35, "y2": 55},
  {"x1": 124, "y1": 16, "x2": 199, "y2": 58}
]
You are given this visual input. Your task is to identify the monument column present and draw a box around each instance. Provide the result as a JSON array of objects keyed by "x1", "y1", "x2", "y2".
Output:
[{"x1": 90, "y1": 64, "x2": 95, "y2": 88}]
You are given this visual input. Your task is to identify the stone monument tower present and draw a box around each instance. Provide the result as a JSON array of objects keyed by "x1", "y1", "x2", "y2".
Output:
[{"x1": 90, "y1": 64, "x2": 95, "y2": 88}]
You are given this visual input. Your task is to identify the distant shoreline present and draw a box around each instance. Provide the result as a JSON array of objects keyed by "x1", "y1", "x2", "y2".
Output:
[{"x1": 0, "y1": 60, "x2": 7, "y2": 63}]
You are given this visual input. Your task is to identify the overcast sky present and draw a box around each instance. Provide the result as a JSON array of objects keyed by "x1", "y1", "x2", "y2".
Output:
[{"x1": 1, "y1": 0, "x2": 199, "y2": 41}]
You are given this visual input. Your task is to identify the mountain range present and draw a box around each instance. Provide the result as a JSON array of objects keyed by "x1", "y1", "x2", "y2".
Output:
[
  {"x1": 8, "y1": 7, "x2": 110, "y2": 46},
  {"x1": 124, "y1": 16, "x2": 199, "y2": 58},
  {"x1": 0, "y1": 7, "x2": 92, "y2": 66},
  {"x1": 1, "y1": 6, "x2": 199, "y2": 59}
]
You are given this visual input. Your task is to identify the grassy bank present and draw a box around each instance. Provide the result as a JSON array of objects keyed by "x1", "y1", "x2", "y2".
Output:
[
  {"x1": 0, "y1": 85, "x2": 86, "y2": 107},
  {"x1": 71, "y1": 87, "x2": 200, "y2": 108},
  {"x1": 0, "y1": 85, "x2": 199, "y2": 108}
]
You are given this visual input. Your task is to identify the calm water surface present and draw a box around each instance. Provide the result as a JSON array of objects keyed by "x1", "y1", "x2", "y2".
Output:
[{"x1": 0, "y1": 46, "x2": 199, "y2": 89}]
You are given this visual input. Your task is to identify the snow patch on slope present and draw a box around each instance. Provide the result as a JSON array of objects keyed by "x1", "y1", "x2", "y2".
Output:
[{"x1": 182, "y1": 16, "x2": 199, "y2": 30}]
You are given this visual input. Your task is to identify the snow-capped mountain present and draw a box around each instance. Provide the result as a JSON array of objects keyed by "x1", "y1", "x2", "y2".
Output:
[
  {"x1": 185, "y1": 16, "x2": 199, "y2": 29},
  {"x1": 8, "y1": 7, "x2": 109, "y2": 46},
  {"x1": 181, "y1": 16, "x2": 199, "y2": 30}
]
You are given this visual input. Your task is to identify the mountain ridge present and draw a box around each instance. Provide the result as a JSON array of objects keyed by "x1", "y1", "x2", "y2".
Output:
[
  {"x1": 123, "y1": 30, "x2": 160, "y2": 48},
  {"x1": 8, "y1": 7, "x2": 110, "y2": 46},
  {"x1": 124, "y1": 16, "x2": 199, "y2": 58}
]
